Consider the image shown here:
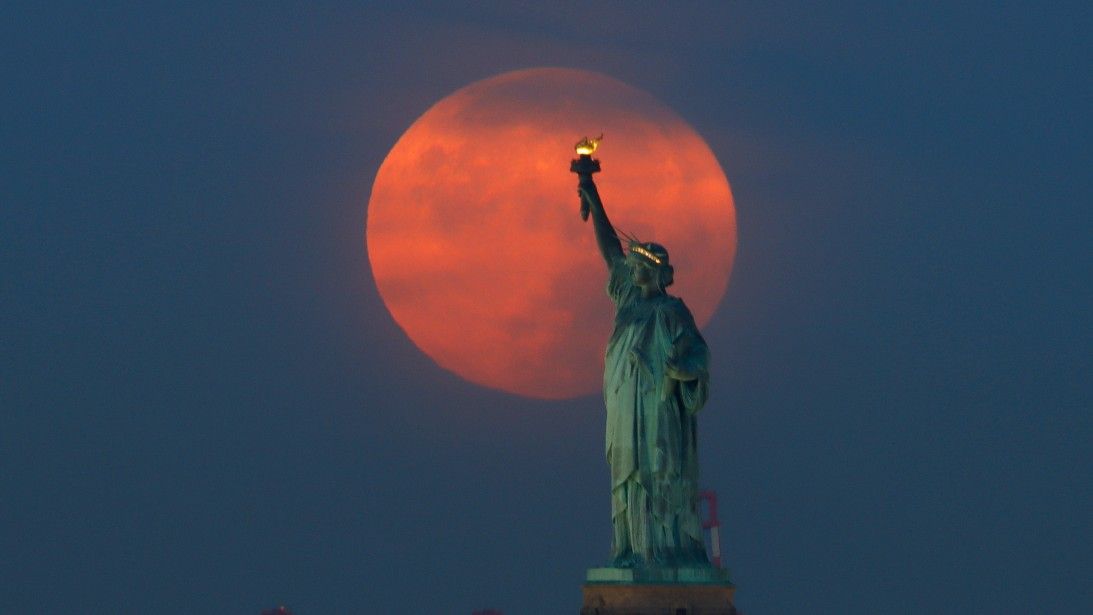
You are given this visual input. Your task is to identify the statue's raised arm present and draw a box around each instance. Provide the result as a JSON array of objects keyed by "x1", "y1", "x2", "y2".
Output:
[{"x1": 570, "y1": 136, "x2": 623, "y2": 268}]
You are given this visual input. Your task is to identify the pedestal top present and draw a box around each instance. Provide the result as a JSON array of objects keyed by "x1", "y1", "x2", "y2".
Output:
[{"x1": 586, "y1": 566, "x2": 733, "y2": 585}]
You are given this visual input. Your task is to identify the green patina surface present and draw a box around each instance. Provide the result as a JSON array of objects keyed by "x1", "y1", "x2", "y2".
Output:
[{"x1": 574, "y1": 148, "x2": 716, "y2": 573}]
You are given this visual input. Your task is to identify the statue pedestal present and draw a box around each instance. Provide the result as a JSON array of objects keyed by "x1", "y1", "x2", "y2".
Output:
[{"x1": 581, "y1": 568, "x2": 737, "y2": 615}]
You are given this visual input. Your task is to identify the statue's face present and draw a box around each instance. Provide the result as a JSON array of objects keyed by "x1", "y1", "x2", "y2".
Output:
[
  {"x1": 628, "y1": 257, "x2": 655, "y2": 287},
  {"x1": 627, "y1": 243, "x2": 669, "y2": 293}
]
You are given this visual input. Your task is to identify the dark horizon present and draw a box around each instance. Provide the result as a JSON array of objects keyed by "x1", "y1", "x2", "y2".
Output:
[{"x1": 2, "y1": 4, "x2": 1089, "y2": 614}]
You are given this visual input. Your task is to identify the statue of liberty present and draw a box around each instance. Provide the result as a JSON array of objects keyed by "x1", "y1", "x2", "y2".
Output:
[{"x1": 572, "y1": 138, "x2": 712, "y2": 570}]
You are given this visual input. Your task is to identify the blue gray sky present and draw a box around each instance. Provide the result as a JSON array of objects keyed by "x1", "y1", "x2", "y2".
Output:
[{"x1": 2, "y1": 3, "x2": 1090, "y2": 613}]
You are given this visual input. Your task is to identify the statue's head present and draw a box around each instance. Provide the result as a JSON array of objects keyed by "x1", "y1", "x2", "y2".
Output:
[{"x1": 627, "y1": 241, "x2": 674, "y2": 291}]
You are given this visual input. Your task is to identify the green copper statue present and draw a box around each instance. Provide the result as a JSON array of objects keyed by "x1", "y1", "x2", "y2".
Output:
[{"x1": 572, "y1": 139, "x2": 712, "y2": 570}]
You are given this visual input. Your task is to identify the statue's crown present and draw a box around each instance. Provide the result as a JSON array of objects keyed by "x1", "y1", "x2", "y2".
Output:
[{"x1": 629, "y1": 242, "x2": 668, "y2": 266}]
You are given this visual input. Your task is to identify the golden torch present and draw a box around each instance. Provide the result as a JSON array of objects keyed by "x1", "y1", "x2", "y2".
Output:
[{"x1": 570, "y1": 134, "x2": 603, "y2": 221}]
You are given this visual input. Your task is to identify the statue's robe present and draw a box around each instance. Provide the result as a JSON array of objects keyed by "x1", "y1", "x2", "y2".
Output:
[{"x1": 604, "y1": 258, "x2": 710, "y2": 568}]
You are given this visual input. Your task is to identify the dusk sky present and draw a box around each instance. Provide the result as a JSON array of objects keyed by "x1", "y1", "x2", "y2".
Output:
[{"x1": 3, "y1": 4, "x2": 1090, "y2": 614}]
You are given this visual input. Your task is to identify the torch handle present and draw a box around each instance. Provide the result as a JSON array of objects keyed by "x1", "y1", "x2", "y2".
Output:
[{"x1": 571, "y1": 154, "x2": 601, "y2": 223}]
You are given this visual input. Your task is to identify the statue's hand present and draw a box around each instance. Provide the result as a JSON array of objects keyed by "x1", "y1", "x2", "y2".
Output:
[{"x1": 665, "y1": 360, "x2": 699, "y2": 382}]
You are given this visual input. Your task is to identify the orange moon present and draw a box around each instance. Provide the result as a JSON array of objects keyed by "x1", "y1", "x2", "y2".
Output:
[{"x1": 367, "y1": 68, "x2": 736, "y2": 399}]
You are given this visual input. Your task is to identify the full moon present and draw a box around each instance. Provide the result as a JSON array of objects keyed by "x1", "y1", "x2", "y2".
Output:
[{"x1": 367, "y1": 68, "x2": 736, "y2": 399}]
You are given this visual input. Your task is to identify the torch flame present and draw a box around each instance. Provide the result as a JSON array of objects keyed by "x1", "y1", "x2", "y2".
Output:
[{"x1": 575, "y1": 134, "x2": 603, "y2": 156}]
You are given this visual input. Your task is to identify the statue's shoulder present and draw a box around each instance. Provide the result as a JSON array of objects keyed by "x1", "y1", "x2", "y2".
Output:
[
  {"x1": 660, "y1": 293, "x2": 686, "y2": 309},
  {"x1": 655, "y1": 294, "x2": 691, "y2": 316},
  {"x1": 655, "y1": 294, "x2": 699, "y2": 326}
]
